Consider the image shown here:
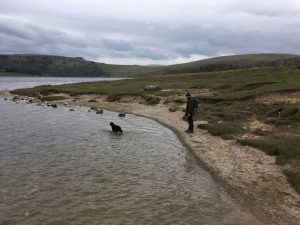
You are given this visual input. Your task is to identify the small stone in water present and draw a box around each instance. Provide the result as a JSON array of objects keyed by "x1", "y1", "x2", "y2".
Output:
[{"x1": 96, "y1": 109, "x2": 103, "y2": 114}]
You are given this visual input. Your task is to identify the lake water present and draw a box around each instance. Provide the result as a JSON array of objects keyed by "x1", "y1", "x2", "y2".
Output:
[
  {"x1": 0, "y1": 76, "x2": 124, "y2": 91},
  {"x1": 0, "y1": 77, "x2": 264, "y2": 225}
]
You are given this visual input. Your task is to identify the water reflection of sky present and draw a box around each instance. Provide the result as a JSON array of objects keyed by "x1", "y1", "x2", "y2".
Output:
[{"x1": 0, "y1": 76, "x2": 125, "y2": 90}]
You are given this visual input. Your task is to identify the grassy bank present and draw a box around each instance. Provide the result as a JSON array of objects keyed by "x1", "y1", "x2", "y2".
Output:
[
  {"x1": 11, "y1": 66, "x2": 300, "y2": 192},
  {"x1": 11, "y1": 67, "x2": 300, "y2": 97},
  {"x1": 0, "y1": 72, "x2": 33, "y2": 76}
]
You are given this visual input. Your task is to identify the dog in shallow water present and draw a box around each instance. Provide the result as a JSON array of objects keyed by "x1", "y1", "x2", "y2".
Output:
[{"x1": 109, "y1": 122, "x2": 123, "y2": 134}]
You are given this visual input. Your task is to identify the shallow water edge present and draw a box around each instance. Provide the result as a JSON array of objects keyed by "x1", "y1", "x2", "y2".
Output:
[{"x1": 0, "y1": 96, "x2": 267, "y2": 225}]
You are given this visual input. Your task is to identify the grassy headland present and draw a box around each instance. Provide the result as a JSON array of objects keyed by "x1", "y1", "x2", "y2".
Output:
[{"x1": 11, "y1": 66, "x2": 300, "y2": 192}]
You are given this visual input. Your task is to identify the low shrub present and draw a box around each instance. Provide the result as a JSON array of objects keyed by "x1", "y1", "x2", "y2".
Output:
[
  {"x1": 41, "y1": 96, "x2": 67, "y2": 101},
  {"x1": 144, "y1": 96, "x2": 160, "y2": 105},
  {"x1": 198, "y1": 122, "x2": 244, "y2": 140},
  {"x1": 69, "y1": 92, "x2": 80, "y2": 97},
  {"x1": 252, "y1": 128, "x2": 272, "y2": 136},
  {"x1": 284, "y1": 170, "x2": 300, "y2": 193},
  {"x1": 237, "y1": 138, "x2": 300, "y2": 165},
  {"x1": 39, "y1": 88, "x2": 59, "y2": 96},
  {"x1": 106, "y1": 95, "x2": 121, "y2": 102}
]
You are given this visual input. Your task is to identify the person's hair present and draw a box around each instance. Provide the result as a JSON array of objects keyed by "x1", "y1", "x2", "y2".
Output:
[{"x1": 186, "y1": 92, "x2": 191, "y2": 97}]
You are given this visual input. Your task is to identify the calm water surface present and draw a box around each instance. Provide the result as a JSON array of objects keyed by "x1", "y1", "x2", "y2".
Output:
[
  {"x1": 0, "y1": 76, "x2": 124, "y2": 90},
  {"x1": 0, "y1": 78, "x2": 264, "y2": 225}
]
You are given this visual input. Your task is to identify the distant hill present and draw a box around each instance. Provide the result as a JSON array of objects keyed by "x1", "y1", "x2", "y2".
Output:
[
  {"x1": 163, "y1": 53, "x2": 300, "y2": 74},
  {"x1": 0, "y1": 54, "x2": 164, "y2": 77},
  {"x1": 0, "y1": 54, "x2": 107, "y2": 77},
  {"x1": 1, "y1": 53, "x2": 300, "y2": 77}
]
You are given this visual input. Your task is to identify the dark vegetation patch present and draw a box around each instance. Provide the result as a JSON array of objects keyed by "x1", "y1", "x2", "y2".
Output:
[
  {"x1": 106, "y1": 95, "x2": 122, "y2": 102},
  {"x1": 144, "y1": 96, "x2": 160, "y2": 105},
  {"x1": 40, "y1": 96, "x2": 67, "y2": 101},
  {"x1": 233, "y1": 81, "x2": 279, "y2": 92},
  {"x1": 284, "y1": 170, "x2": 300, "y2": 193},
  {"x1": 252, "y1": 129, "x2": 272, "y2": 136},
  {"x1": 237, "y1": 138, "x2": 300, "y2": 165},
  {"x1": 198, "y1": 122, "x2": 245, "y2": 140},
  {"x1": 264, "y1": 104, "x2": 300, "y2": 126}
]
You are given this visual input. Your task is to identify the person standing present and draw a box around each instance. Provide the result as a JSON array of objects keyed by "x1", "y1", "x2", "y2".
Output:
[{"x1": 184, "y1": 93, "x2": 197, "y2": 133}]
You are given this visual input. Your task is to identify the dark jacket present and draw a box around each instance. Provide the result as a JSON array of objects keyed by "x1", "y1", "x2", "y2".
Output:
[{"x1": 185, "y1": 97, "x2": 196, "y2": 117}]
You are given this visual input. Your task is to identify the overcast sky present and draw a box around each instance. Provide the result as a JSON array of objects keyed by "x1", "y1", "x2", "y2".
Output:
[{"x1": 0, "y1": 0, "x2": 300, "y2": 65}]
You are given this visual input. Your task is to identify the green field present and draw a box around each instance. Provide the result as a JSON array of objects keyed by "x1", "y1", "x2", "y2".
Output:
[{"x1": 12, "y1": 67, "x2": 300, "y2": 98}]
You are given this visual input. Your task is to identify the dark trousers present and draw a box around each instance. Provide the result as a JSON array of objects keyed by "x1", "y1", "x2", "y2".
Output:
[{"x1": 188, "y1": 116, "x2": 194, "y2": 131}]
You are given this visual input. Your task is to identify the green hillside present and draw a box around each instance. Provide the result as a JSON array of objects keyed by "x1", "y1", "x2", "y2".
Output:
[
  {"x1": 97, "y1": 63, "x2": 164, "y2": 77},
  {"x1": 163, "y1": 53, "x2": 300, "y2": 74},
  {"x1": 0, "y1": 54, "x2": 105, "y2": 77}
]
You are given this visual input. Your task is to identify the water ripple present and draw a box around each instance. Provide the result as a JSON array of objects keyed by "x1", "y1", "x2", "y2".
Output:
[{"x1": 0, "y1": 98, "x2": 263, "y2": 225}]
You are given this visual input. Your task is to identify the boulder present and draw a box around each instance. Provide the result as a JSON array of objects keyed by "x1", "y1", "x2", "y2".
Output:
[
  {"x1": 69, "y1": 108, "x2": 75, "y2": 111},
  {"x1": 52, "y1": 104, "x2": 57, "y2": 108},
  {"x1": 64, "y1": 102, "x2": 68, "y2": 106},
  {"x1": 4, "y1": 98, "x2": 7, "y2": 100},
  {"x1": 144, "y1": 85, "x2": 161, "y2": 91},
  {"x1": 118, "y1": 113, "x2": 126, "y2": 117}
]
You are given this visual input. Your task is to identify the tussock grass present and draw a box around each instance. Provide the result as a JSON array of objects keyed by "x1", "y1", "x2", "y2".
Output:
[
  {"x1": 40, "y1": 96, "x2": 67, "y2": 101},
  {"x1": 144, "y1": 96, "x2": 160, "y2": 105},
  {"x1": 284, "y1": 170, "x2": 300, "y2": 193},
  {"x1": 198, "y1": 122, "x2": 245, "y2": 140},
  {"x1": 237, "y1": 138, "x2": 300, "y2": 165},
  {"x1": 106, "y1": 95, "x2": 122, "y2": 102}
]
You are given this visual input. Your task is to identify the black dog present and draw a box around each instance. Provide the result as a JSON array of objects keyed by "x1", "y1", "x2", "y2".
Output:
[{"x1": 109, "y1": 122, "x2": 123, "y2": 134}]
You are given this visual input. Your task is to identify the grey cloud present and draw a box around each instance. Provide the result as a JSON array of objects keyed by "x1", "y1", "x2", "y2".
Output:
[
  {"x1": 0, "y1": 0, "x2": 300, "y2": 65},
  {"x1": 100, "y1": 38, "x2": 133, "y2": 51}
]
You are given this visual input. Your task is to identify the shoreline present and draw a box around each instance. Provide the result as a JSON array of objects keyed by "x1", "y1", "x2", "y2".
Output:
[
  {"x1": 5, "y1": 93, "x2": 300, "y2": 225},
  {"x1": 72, "y1": 94, "x2": 300, "y2": 225}
]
